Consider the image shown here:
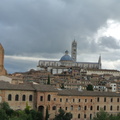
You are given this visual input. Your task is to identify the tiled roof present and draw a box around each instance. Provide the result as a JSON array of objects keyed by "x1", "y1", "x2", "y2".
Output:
[
  {"x1": 33, "y1": 84, "x2": 58, "y2": 92},
  {"x1": 58, "y1": 89, "x2": 120, "y2": 97},
  {"x1": 0, "y1": 82, "x2": 34, "y2": 91},
  {"x1": 0, "y1": 81, "x2": 58, "y2": 92}
]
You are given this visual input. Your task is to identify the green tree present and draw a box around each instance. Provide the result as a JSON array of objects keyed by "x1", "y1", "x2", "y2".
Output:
[
  {"x1": 54, "y1": 108, "x2": 72, "y2": 120},
  {"x1": 92, "y1": 109, "x2": 109, "y2": 120},
  {"x1": 24, "y1": 102, "x2": 31, "y2": 114},
  {"x1": 45, "y1": 106, "x2": 49, "y2": 120},
  {"x1": 0, "y1": 109, "x2": 8, "y2": 120},
  {"x1": 87, "y1": 84, "x2": 93, "y2": 91},
  {"x1": 47, "y1": 75, "x2": 50, "y2": 85}
]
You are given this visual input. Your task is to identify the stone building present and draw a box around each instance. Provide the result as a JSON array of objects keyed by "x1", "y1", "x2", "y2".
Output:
[
  {"x1": 0, "y1": 44, "x2": 7, "y2": 75},
  {"x1": 0, "y1": 81, "x2": 120, "y2": 120},
  {"x1": 37, "y1": 40, "x2": 101, "y2": 74}
]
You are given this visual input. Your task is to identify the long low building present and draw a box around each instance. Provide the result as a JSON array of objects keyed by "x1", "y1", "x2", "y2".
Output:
[{"x1": 0, "y1": 81, "x2": 120, "y2": 120}]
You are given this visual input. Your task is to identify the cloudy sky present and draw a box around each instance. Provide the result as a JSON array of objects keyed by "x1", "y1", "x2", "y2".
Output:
[{"x1": 1, "y1": 0, "x2": 120, "y2": 73}]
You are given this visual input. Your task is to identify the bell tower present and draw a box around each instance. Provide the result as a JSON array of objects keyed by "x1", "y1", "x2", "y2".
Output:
[
  {"x1": 0, "y1": 44, "x2": 7, "y2": 75},
  {"x1": 71, "y1": 40, "x2": 77, "y2": 62}
]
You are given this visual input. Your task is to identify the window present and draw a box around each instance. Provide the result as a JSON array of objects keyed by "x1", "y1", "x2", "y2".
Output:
[
  {"x1": 78, "y1": 105, "x2": 81, "y2": 110},
  {"x1": 110, "y1": 106, "x2": 112, "y2": 111},
  {"x1": 78, "y1": 99, "x2": 80, "y2": 102},
  {"x1": 60, "y1": 98, "x2": 62, "y2": 102},
  {"x1": 117, "y1": 98, "x2": 119, "y2": 102},
  {"x1": 52, "y1": 106, "x2": 56, "y2": 110},
  {"x1": 104, "y1": 106, "x2": 106, "y2": 111},
  {"x1": 90, "y1": 106, "x2": 93, "y2": 110},
  {"x1": 97, "y1": 106, "x2": 99, "y2": 110},
  {"x1": 8, "y1": 94, "x2": 12, "y2": 101},
  {"x1": 91, "y1": 99, "x2": 92, "y2": 102},
  {"x1": 66, "y1": 98, "x2": 68, "y2": 102},
  {"x1": 48, "y1": 95, "x2": 51, "y2": 101},
  {"x1": 71, "y1": 105, "x2": 73, "y2": 110},
  {"x1": 117, "y1": 106, "x2": 119, "y2": 111},
  {"x1": 84, "y1": 114, "x2": 86, "y2": 118},
  {"x1": 111, "y1": 98, "x2": 113, "y2": 102},
  {"x1": 40, "y1": 96, "x2": 43, "y2": 101},
  {"x1": 85, "y1": 99, "x2": 87, "y2": 102},
  {"x1": 15, "y1": 94, "x2": 19, "y2": 101},
  {"x1": 54, "y1": 98, "x2": 56, "y2": 101},
  {"x1": 104, "y1": 97, "x2": 106, "y2": 102},
  {"x1": 97, "y1": 97, "x2": 99, "y2": 102},
  {"x1": 29, "y1": 95, "x2": 32, "y2": 101},
  {"x1": 22, "y1": 95, "x2": 26, "y2": 101},
  {"x1": 73, "y1": 99, "x2": 75, "y2": 102},
  {"x1": 84, "y1": 106, "x2": 87, "y2": 110},
  {"x1": 78, "y1": 114, "x2": 80, "y2": 119},
  {"x1": 90, "y1": 114, "x2": 92, "y2": 119},
  {"x1": 65, "y1": 107, "x2": 67, "y2": 110}
]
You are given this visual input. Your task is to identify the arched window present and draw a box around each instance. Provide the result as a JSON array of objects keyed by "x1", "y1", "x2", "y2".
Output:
[
  {"x1": 97, "y1": 97, "x2": 99, "y2": 102},
  {"x1": 8, "y1": 94, "x2": 12, "y2": 101},
  {"x1": 84, "y1": 114, "x2": 86, "y2": 118},
  {"x1": 97, "y1": 106, "x2": 99, "y2": 110},
  {"x1": 117, "y1": 106, "x2": 119, "y2": 111},
  {"x1": 78, "y1": 105, "x2": 81, "y2": 110},
  {"x1": 29, "y1": 95, "x2": 33, "y2": 101},
  {"x1": 84, "y1": 106, "x2": 87, "y2": 110},
  {"x1": 22, "y1": 95, "x2": 26, "y2": 101},
  {"x1": 117, "y1": 98, "x2": 119, "y2": 102},
  {"x1": 110, "y1": 106, "x2": 112, "y2": 111},
  {"x1": 48, "y1": 94, "x2": 51, "y2": 101},
  {"x1": 104, "y1": 97, "x2": 106, "y2": 102},
  {"x1": 71, "y1": 105, "x2": 73, "y2": 110},
  {"x1": 40, "y1": 96, "x2": 43, "y2": 101},
  {"x1": 90, "y1": 114, "x2": 92, "y2": 119},
  {"x1": 15, "y1": 94, "x2": 19, "y2": 101},
  {"x1": 78, "y1": 114, "x2": 80, "y2": 118},
  {"x1": 104, "y1": 106, "x2": 106, "y2": 111},
  {"x1": 52, "y1": 106, "x2": 56, "y2": 110},
  {"x1": 90, "y1": 106, "x2": 93, "y2": 110}
]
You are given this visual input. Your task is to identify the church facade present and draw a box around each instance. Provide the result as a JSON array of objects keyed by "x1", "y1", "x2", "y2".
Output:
[
  {"x1": 37, "y1": 40, "x2": 101, "y2": 74},
  {"x1": 0, "y1": 44, "x2": 7, "y2": 75}
]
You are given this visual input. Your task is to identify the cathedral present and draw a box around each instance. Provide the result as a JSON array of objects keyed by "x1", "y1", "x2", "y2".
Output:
[
  {"x1": 37, "y1": 40, "x2": 101, "y2": 74},
  {"x1": 0, "y1": 44, "x2": 7, "y2": 75}
]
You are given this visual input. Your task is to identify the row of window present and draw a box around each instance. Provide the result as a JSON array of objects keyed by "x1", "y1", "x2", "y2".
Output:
[
  {"x1": 97, "y1": 97, "x2": 120, "y2": 102},
  {"x1": 51, "y1": 105, "x2": 120, "y2": 111},
  {"x1": 40, "y1": 95, "x2": 120, "y2": 103},
  {"x1": 8, "y1": 94, "x2": 33, "y2": 101}
]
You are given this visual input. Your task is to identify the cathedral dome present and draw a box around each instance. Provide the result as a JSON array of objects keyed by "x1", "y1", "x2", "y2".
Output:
[{"x1": 60, "y1": 50, "x2": 73, "y2": 61}]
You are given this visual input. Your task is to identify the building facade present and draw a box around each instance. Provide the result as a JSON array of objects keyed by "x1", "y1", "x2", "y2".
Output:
[{"x1": 0, "y1": 82, "x2": 120, "y2": 120}]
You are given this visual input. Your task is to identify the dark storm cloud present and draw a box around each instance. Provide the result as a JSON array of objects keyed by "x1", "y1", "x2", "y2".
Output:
[
  {"x1": 98, "y1": 36, "x2": 120, "y2": 49},
  {"x1": 1, "y1": 0, "x2": 120, "y2": 73}
]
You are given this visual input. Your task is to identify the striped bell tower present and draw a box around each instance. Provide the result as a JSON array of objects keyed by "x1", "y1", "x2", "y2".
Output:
[{"x1": 71, "y1": 40, "x2": 77, "y2": 62}]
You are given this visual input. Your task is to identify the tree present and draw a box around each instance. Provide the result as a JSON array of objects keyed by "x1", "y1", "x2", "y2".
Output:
[
  {"x1": 54, "y1": 108, "x2": 72, "y2": 120},
  {"x1": 87, "y1": 84, "x2": 93, "y2": 91},
  {"x1": 45, "y1": 106, "x2": 49, "y2": 120},
  {"x1": 47, "y1": 75, "x2": 50, "y2": 85},
  {"x1": 92, "y1": 109, "x2": 109, "y2": 120},
  {"x1": 0, "y1": 109, "x2": 8, "y2": 120}
]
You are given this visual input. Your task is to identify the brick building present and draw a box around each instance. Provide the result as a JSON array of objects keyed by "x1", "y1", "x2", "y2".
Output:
[{"x1": 0, "y1": 81, "x2": 120, "y2": 120}]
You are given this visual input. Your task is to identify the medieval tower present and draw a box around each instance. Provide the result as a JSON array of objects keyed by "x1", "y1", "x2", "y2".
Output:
[
  {"x1": 0, "y1": 44, "x2": 7, "y2": 75},
  {"x1": 71, "y1": 40, "x2": 77, "y2": 62}
]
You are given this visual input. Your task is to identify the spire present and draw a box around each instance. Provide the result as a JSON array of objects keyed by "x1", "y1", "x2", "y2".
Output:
[{"x1": 98, "y1": 54, "x2": 102, "y2": 69}]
